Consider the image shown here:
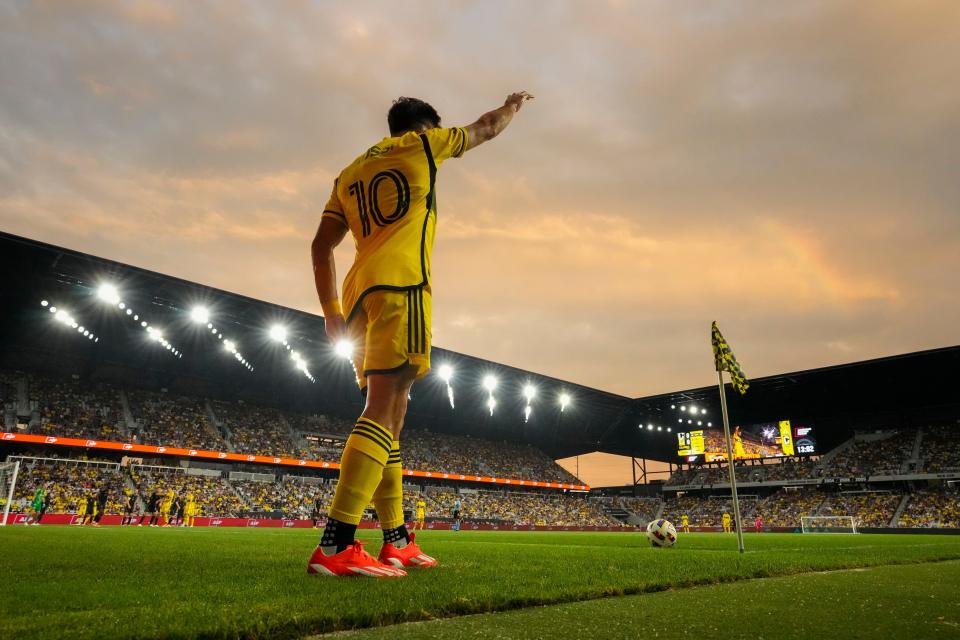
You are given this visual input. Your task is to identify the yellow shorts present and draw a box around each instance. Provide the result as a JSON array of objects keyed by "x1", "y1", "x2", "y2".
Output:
[{"x1": 348, "y1": 286, "x2": 432, "y2": 390}]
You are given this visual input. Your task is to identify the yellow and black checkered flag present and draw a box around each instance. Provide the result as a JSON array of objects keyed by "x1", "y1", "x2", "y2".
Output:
[{"x1": 711, "y1": 321, "x2": 749, "y2": 395}]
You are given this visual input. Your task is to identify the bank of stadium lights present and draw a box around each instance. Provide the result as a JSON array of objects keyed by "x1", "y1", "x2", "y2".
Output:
[
  {"x1": 559, "y1": 392, "x2": 571, "y2": 413},
  {"x1": 522, "y1": 384, "x2": 536, "y2": 422},
  {"x1": 265, "y1": 324, "x2": 314, "y2": 382},
  {"x1": 675, "y1": 404, "x2": 708, "y2": 416},
  {"x1": 41, "y1": 300, "x2": 100, "y2": 342},
  {"x1": 482, "y1": 375, "x2": 498, "y2": 416},
  {"x1": 96, "y1": 284, "x2": 181, "y2": 358},
  {"x1": 437, "y1": 364, "x2": 455, "y2": 408},
  {"x1": 188, "y1": 305, "x2": 253, "y2": 372}
]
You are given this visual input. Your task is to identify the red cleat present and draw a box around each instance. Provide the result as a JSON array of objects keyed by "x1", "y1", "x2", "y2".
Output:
[
  {"x1": 306, "y1": 541, "x2": 406, "y2": 578},
  {"x1": 378, "y1": 533, "x2": 438, "y2": 569}
]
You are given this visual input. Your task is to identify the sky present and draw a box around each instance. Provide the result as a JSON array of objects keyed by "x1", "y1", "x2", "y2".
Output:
[{"x1": 2, "y1": 1, "x2": 959, "y2": 486}]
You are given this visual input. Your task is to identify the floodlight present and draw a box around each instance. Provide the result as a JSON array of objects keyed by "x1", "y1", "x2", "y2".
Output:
[
  {"x1": 701, "y1": 408, "x2": 707, "y2": 415},
  {"x1": 707, "y1": 422, "x2": 712, "y2": 427},
  {"x1": 223, "y1": 339, "x2": 236, "y2": 353},
  {"x1": 334, "y1": 339, "x2": 354, "y2": 359},
  {"x1": 41, "y1": 300, "x2": 48, "y2": 307},
  {"x1": 482, "y1": 375, "x2": 498, "y2": 392},
  {"x1": 687, "y1": 419, "x2": 692, "y2": 424},
  {"x1": 689, "y1": 405, "x2": 697, "y2": 414},
  {"x1": 678, "y1": 419, "x2": 683, "y2": 423},
  {"x1": 524, "y1": 405, "x2": 532, "y2": 422},
  {"x1": 647, "y1": 424, "x2": 653, "y2": 430},
  {"x1": 97, "y1": 283, "x2": 120, "y2": 304},
  {"x1": 667, "y1": 427, "x2": 672, "y2": 433},
  {"x1": 697, "y1": 421, "x2": 702, "y2": 426},
  {"x1": 523, "y1": 384, "x2": 536, "y2": 402},
  {"x1": 141, "y1": 321, "x2": 148, "y2": 327},
  {"x1": 438, "y1": 364, "x2": 454, "y2": 382},
  {"x1": 49, "y1": 306, "x2": 56, "y2": 313},
  {"x1": 290, "y1": 350, "x2": 303, "y2": 363},
  {"x1": 657, "y1": 426, "x2": 662, "y2": 431},
  {"x1": 680, "y1": 406, "x2": 687, "y2": 412},
  {"x1": 487, "y1": 396, "x2": 497, "y2": 413},
  {"x1": 190, "y1": 306, "x2": 210, "y2": 324},
  {"x1": 153, "y1": 331, "x2": 164, "y2": 343},
  {"x1": 269, "y1": 324, "x2": 287, "y2": 342},
  {"x1": 670, "y1": 404, "x2": 675, "y2": 409}
]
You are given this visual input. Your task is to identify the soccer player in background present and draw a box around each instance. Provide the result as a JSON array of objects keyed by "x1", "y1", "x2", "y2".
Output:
[
  {"x1": 452, "y1": 496, "x2": 462, "y2": 532},
  {"x1": 160, "y1": 489, "x2": 174, "y2": 526},
  {"x1": 183, "y1": 494, "x2": 196, "y2": 527},
  {"x1": 413, "y1": 495, "x2": 427, "y2": 531},
  {"x1": 754, "y1": 513, "x2": 763, "y2": 533},
  {"x1": 680, "y1": 513, "x2": 690, "y2": 533},
  {"x1": 141, "y1": 489, "x2": 161, "y2": 526},
  {"x1": 308, "y1": 91, "x2": 533, "y2": 577},
  {"x1": 27, "y1": 485, "x2": 46, "y2": 525},
  {"x1": 122, "y1": 492, "x2": 137, "y2": 525},
  {"x1": 93, "y1": 484, "x2": 109, "y2": 527},
  {"x1": 83, "y1": 492, "x2": 96, "y2": 526},
  {"x1": 722, "y1": 511, "x2": 732, "y2": 533},
  {"x1": 74, "y1": 492, "x2": 87, "y2": 525}
]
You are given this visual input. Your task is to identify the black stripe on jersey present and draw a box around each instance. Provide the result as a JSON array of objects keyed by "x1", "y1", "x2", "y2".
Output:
[
  {"x1": 454, "y1": 128, "x2": 467, "y2": 157},
  {"x1": 351, "y1": 430, "x2": 391, "y2": 455},
  {"x1": 412, "y1": 289, "x2": 420, "y2": 353},
  {"x1": 323, "y1": 209, "x2": 347, "y2": 222}
]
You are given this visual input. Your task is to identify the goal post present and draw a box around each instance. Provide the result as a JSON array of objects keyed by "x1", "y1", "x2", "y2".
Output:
[
  {"x1": 1, "y1": 460, "x2": 21, "y2": 526},
  {"x1": 801, "y1": 515, "x2": 858, "y2": 534}
]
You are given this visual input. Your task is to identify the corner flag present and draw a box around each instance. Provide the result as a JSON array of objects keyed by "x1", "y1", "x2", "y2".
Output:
[{"x1": 711, "y1": 321, "x2": 749, "y2": 395}]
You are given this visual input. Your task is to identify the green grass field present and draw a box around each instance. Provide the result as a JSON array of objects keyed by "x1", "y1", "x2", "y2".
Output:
[{"x1": 2, "y1": 526, "x2": 959, "y2": 639}]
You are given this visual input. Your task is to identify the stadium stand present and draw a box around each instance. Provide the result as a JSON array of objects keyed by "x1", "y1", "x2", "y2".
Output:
[
  {"x1": 28, "y1": 373, "x2": 124, "y2": 441},
  {"x1": 898, "y1": 489, "x2": 960, "y2": 528},
  {"x1": 822, "y1": 430, "x2": 914, "y2": 476},
  {"x1": 128, "y1": 390, "x2": 225, "y2": 451},
  {"x1": 211, "y1": 400, "x2": 293, "y2": 456},
  {"x1": 921, "y1": 426, "x2": 960, "y2": 472}
]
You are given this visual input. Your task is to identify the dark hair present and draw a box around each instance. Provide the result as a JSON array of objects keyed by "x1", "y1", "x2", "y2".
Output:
[{"x1": 387, "y1": 97, "x2": 441, "y2": 136}]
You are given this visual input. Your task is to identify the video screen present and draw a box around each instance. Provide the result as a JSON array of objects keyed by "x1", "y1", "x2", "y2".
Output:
[{"x1": 677, "y1": 420, "x2": 816, "y2": 462}]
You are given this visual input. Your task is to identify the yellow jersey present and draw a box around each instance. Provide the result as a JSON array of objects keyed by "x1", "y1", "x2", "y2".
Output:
[
  {"x1": 322, "y1": 127, "x2": 469, "y2": 322},
  {"x1": 722, "y1": 513, "x2": 732, "y2": 522},
  {"x1": 681, "y1": 515, "x2": 689, "y2": 525},
  {"x1": 415, "y1": 499, "x2": 427, "y2": 515}
]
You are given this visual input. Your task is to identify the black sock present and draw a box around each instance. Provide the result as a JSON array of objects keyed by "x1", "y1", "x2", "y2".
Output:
[
  {"x1": 320, "y1": 518, "x2": 357, "y2": 554},
  {"x1": 383, "y1": 524, "x2": 410, "y2": 547}
]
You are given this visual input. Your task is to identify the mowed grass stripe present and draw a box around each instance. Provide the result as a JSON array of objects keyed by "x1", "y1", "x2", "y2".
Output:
[
  {"x1": 329, "y1": 559, "x2": 960, "y2": 639},
  {"x1": 2, "y1": 528, "x2": 960, "y2": 639}
]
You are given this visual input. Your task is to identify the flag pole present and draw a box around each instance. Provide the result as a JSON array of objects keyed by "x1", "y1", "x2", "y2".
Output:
[{"x1": 717, "y1": 371, "x2": 745, "y2": 553}]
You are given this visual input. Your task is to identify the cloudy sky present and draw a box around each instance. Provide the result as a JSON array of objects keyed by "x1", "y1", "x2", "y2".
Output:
[{"x1": 2, "y1": 1, "x2": 958, "y2": 482}]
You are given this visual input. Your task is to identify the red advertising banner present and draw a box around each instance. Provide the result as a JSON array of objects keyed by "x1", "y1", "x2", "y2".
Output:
[
  {"x1": 4, "y1": 513, "x2": 637, "y2": 532},
  {"x1": 1, "y1": 431, "x2": 590, "y2": 491}
]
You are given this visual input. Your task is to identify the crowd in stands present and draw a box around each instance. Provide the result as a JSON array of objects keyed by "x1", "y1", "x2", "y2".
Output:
[
  {"x1": 662, "y1": 495, "x2": 758, "y2": 527},
  {"x1": 921, "y1": 426, "x2": 960, "y2": 472},
  {"x1": 824, "y1": 431, "x2": 914, "y2": 477},
  {"x1": 400, "y1": 429, "x2": 580, "y2": 484},
  {"x1": 233, "y1": 479, "x2": 334, "y2": 519},
  {"x1": 129, "y1": 391, "x2": 223, "y2": 451},
  {"x1": 819, "y1": 492, "x2": 900, "y2": 527},
  {"x1": 130, "y1": 467, "x2": 246, "y2": 517},
  {"x1": 212, "y1": 400, "x2": 292, "y2": 456},
  {"x1": 756, "y1": 488, "x2": 825, "y2": 528},
  {"x1": 11, "y1": 458, "x2": 128, "y2": 514},
  {"x1": 29, "y1": 374, "x2": 123, "y2": 441},
  {"x1": 899, "y1": 490, "x2": 960, "y2": 528},
  {"x1": 421, "y1": 489, "x2": 618, "y2": 527},
  {"x1": 666, "y1": 458, "x2": 820, "y2": 486}
]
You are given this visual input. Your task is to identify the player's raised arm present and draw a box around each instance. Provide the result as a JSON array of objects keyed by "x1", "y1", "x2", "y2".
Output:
[
  {"x1": 463, "y1": 91, "x2": 534, "y2": 152},
  {"x1": 311, "y1": 216, "x2": 349, "y2": 341}
]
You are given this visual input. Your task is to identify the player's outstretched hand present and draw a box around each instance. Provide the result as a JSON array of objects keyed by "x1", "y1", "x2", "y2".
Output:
[{"x1": 505, "y1": 91, "x2": 534, "y2": 112}]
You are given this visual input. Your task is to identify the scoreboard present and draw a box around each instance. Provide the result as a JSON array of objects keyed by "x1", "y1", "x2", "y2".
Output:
[{"x1": 677, "y1": 420, "x2": 816, "y2": 461}]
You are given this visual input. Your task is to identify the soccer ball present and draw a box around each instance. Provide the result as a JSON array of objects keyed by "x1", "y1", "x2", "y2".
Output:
[{"x1": 646, "y1": 519, "x2": 677, "y2": 547}]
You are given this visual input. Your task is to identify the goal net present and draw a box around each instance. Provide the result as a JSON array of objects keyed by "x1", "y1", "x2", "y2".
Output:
[
  {"x1": 801, "y1": 515, "x2": 858, "y2": 534},
  {"x1": 0, "y1": 460, "x2": 21, "y2": 526}
]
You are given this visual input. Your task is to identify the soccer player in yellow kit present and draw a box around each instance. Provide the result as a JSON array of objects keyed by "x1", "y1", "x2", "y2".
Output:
[
  {"x1": 722, "y1": 511, "x2": 732, "y2": 533},
  {"x1": 307, "y1": 92, "x2": 533, "y2": 578},
  {"x1": 680, "y1": 514, "x2": 690, "y2": 533},
  {"x1": 183, "y1": 494, "x2": 196, "y2": 527},
  {"x1": 413, "y1": 496, "x2": 427, "y2": 531}
]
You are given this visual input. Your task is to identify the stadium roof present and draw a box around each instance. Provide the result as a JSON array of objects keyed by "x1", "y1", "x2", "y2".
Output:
[{"x1": 2, "y1": 231, "x2": 958, "y2": 464}]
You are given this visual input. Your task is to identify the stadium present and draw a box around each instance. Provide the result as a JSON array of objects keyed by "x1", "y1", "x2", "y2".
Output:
[
  {"x1": 5, "y1": 3, "x2": 960, "y2": 638},
  {"x1": 3, "y1": 230, "x2": 960, "y2": 638}
]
